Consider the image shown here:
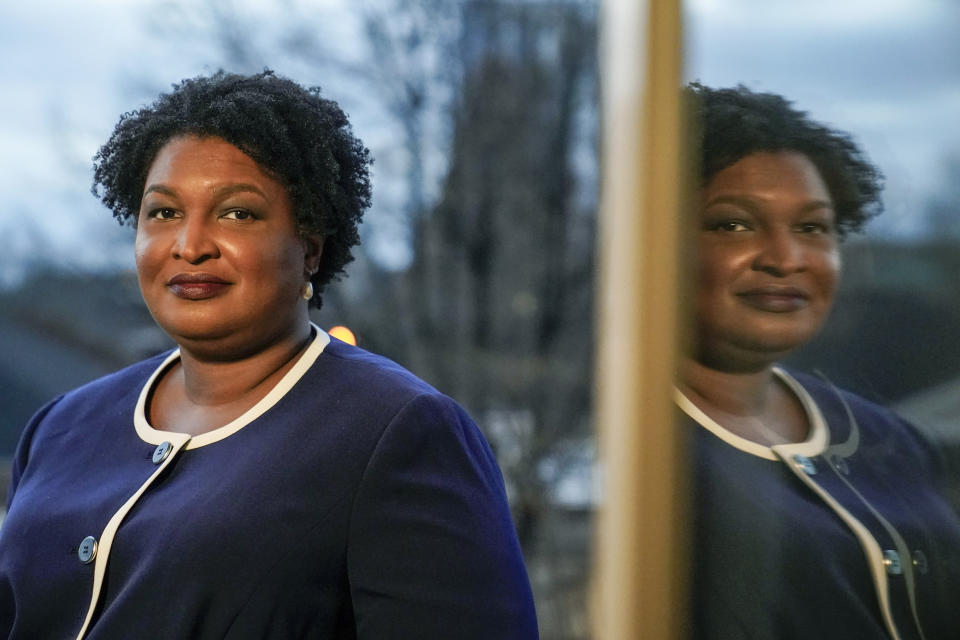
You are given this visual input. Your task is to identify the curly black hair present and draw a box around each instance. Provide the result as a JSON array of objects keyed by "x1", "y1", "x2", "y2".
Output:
[
  {"x1": 687, "y1": 82, "x2": 883, "y2": 236},
  {"x1": 92, "y1": 69, "x2": 372, "y2": 308}
]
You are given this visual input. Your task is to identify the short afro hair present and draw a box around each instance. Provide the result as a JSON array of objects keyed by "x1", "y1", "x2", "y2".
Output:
[
  {"x1": 93, "y1": 69, "x2": 372, "y2": 308},
  {"x1": 687, "y1": 82, "x2": 883, "y2": 236}
]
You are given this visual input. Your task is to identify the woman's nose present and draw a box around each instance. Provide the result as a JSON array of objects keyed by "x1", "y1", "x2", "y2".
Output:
[
  {"x1": 752, "y1": 230, "x2": 805, "y2": 275},
  {"x1": 172, "y1": 216, "x2": 219, "y2": 263}
]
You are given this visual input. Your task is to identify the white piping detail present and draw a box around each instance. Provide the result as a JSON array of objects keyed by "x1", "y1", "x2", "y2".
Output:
[
  {"x1": 819, "y1": 379, "x2": 928, "y2": 640},
  {"x1": 133, "y1": 325, "x2": 330, "y2": 448},
  {"x1": 815, "y1": 370, "x2": 860, "y2": 458},
  {"x1": 676, "y1": 368, "x2": 915, "y2": 640},
  {"x1": 77, "y1": 325, "x2": 331, "y2": 637},
  {"x1": 674, "y1": 387, "x2": 777, "y2": 460},
  {"x1": 74, "y1": 434, "x2": 191, "y2": 640},
  {"x1": 772, "y1": 440, "x2": 903, "y2": 640},
  {"x1": 672, "y1": 368, "x2": 828, "y2": 460}
]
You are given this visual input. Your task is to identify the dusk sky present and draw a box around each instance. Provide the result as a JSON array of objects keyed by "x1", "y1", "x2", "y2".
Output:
[
  {"x1": 686, "y1": 0, "x2": 960, "y2": 237},
  {"x1": 2, "y1": 0, "x2": 958, "y2": 284}
]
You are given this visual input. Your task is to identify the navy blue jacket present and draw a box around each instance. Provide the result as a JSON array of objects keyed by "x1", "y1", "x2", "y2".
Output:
[
  {"x1": 681, "y1": 369, "x2": 960, "y2": 640},
  {"x1": 0, "y1": 330, "x2": 538, "y2": 639}
]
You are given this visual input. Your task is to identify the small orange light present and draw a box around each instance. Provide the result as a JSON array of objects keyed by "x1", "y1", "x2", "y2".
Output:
[{"x1": 328, "y1": 325, "x2": 357, "y2": 346}]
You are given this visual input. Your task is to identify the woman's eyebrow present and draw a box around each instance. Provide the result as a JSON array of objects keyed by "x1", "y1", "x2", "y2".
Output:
[
  {"x1": 142, "y1": 183, "x2": 270, "y2": 200},
  {"x1": 703, "y1": 194, "x2": 834, "y2": 212},
  {"x1": 702, "y1": 194, "x2": 759, "y2": 209},
  {"x1": 142, "y1": 184, "x2": 177, "y2": 198},
  {"x1": 211, "y1": 183, "x2": 269, "y2": 199}
]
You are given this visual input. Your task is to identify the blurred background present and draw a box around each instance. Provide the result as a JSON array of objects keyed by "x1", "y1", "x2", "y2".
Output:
[{"x1": 1, "y1": 1, "x2": 958, "y2": 637}]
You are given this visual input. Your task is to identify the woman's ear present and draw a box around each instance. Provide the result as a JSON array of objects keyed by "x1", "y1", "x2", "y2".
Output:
[{"x1": 301, "y1": 232, "x2": 325, "y2": 275}]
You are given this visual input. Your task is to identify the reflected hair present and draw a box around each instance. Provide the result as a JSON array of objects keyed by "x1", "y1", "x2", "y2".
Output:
[
  {"x1": 687, "y1": 82, "x2": 883, "y2": 236},
  {"x1": 92, "y1": 69, "x2": 372, "y2": 308}
]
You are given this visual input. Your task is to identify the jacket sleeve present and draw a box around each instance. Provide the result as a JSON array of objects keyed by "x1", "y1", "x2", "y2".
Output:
[
  {"x1": 6, "y1": 395, "x2": 63, "y2": 510},
  {"x1": 346, "y1": 392, "x2": 539, "y2": 639}
]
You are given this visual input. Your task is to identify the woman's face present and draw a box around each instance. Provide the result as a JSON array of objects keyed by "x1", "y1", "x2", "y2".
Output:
[
  {"x1": 694, "y1": 151, "x2": 840, "y2": 371},
  {"x1": 135, "y1": 135, "x2": 321, "y2": 354}
]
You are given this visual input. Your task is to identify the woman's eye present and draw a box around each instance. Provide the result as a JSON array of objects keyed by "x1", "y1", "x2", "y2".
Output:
[
  {"x1": 710, "y1": 220, "x2": 749, "y2": 232},
  {"x1": 798, "y1": 222, "x2": 831, "y2": 234},
  {"x1": 148, "y1": 208, "x2": 178, "y2": 220},
  {"x1": 222, "y1": 209, "x2": 254, "y2": 221}
]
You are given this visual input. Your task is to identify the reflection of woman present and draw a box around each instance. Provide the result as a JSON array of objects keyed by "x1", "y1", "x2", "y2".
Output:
[
  {"x1": 0, "y1": 71, "x2": 538, "y2": 639},
  {"x1": 680, "y1": 84, "x2": 960, "y2": 639}
]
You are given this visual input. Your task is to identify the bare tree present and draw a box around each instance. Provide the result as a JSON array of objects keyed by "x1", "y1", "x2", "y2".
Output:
[{"x1": 388, "y1": 4, "x2": 599, "y2": 635}]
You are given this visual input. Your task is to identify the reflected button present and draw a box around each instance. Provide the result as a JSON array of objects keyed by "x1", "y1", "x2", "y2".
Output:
[
  {"x1": 913, "y1": 550, "x2": 929, "y2": 574},
  {"x1": 152, "y1": 441, "x2": 173, "y2": 464},
  {"x1": 883, "y1": 550, "x2": 903, "y2": 575},
  {"x1": 78, "y1": 536, "x2": 98, "y2": 564},
  {"x1": 793, "y1": 455, "x2": 816, "y2": 475},
  {"x1": 830, "y1": 454, "x2": 850, "y2": 475}
]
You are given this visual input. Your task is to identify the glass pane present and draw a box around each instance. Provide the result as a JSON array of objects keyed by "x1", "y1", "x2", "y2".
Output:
[
  {"x1": 0, "y1": 2, "x2": 599, "y2": 637},
  {"x1": 683, "y1": 2, "x2": 960, "y2": 637}
]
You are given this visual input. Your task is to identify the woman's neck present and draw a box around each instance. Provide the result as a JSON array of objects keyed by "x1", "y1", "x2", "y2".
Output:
[
  {"x1": 679, "y1": 358, "x2": 809, "y2": 446},
  {"x1": 177, "y1": 324, "x2": 313, "y2": 406},
  {"x1": 680, "y1": 359, "x2": 778, "y2": 416},
  {"x1": 148, "y1": 322, "x2": 314, "y2": 435}
]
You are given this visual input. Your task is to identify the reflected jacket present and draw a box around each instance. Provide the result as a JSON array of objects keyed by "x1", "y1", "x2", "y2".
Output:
[
  {"x1": 0, "y1": 328, "x2": 539, "y2": 639},
  {"x1": 680, "y1": 368, "x2": 960, "y2": 640}
]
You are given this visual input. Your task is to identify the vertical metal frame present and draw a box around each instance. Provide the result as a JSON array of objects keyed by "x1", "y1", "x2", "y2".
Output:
[{"x1": 593, "y1": 0, "x2": 687, "y2": 637}]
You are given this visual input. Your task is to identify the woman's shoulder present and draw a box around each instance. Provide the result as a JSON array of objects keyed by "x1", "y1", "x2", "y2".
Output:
[
  {"x1": 16, "y1": 351, "x2": 169, "y2": 437},
  {"x1": 9, "y1": 351, "x2": 176, "y2": 481},
  {"x1": 785, "y1": 369, "x2": 903, "y2": 419},
  {"x1": 56, "y1": 350, "x2": 174, "y2": 407},
  {"x1": 295, "y1": 337, "x2": 490, "y2": 474},
  {"x1": 783, "y1": 368, "x2": 936, "y2": 455},
  {"x1": 289, "y1": 335, "x2": 478, "y2": 443},
  {"x1": 315, "y1": 337, "x2": 445, "y2": 403}
]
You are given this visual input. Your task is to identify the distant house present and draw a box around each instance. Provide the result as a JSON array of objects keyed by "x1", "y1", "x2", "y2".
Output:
[
  {"x1": 896, "y1": 376, "x2": 960, "y2": 445},
  {"x1": 0, "y1": 270, "x2": 170, "y2": 457},
  {"x1": 895, "y1": 378, "x2": 960, "y2": 512}
]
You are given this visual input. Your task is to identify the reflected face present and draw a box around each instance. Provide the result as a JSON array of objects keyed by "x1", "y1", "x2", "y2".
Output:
[
  {"x1": 135, "y1": 136, "x2": 319, "y2": 351},
  {"x1": 694, "y1": 151, "x2": 840, "y2": 371}
]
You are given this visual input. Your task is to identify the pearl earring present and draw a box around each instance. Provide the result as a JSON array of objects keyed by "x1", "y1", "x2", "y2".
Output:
[{"x1": 301, "y1": 282, "x2": 314, "y2": 301}]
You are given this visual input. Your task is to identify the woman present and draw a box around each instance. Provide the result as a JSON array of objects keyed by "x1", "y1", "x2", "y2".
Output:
[
  {"x1": 0, "y1": 71, "x2": 538, "y2": 639},
  {"x1": 680, "y1": 84, "x2": 960, "y2": 640}
]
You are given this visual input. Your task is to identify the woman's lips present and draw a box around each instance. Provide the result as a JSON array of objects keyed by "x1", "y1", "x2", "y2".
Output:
[
  {"x1": 167, "y1": 274, "x2": 230, "y2": 300},
  {"x1": 737, "y1": 287, "x2": 808, "y2": 312}
]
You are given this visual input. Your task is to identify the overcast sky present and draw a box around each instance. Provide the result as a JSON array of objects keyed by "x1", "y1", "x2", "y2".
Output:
[
  {"x1": 1, "y1": 0, "x2": 958, "y2": 285},
  {"x1": 686, "y1": 0, "x2": 960, "y2": 237},
  {"x1": 0, "y1": 0, "x2": 386, "y2": 283}
]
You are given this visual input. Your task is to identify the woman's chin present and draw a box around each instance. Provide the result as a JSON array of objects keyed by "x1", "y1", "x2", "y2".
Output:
[
  {"x1": 694, "y1": 338, "x2": 807, "y2": 373},
  {"x1": 152, "y1": 316, "x2": 238, "y2": 346}
]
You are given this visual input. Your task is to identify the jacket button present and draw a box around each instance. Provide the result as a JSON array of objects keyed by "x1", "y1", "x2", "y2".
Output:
[
  {"x1": 883, "y1": 550, "x2": 902, "y2": 575},
  {"x1": 152, "y1": 441, "x2": 173, "y2": 464},
  {"x1": 912, "y1": 550, "x2": 929, "y2": 574},
  {"x1": 793, "y1": 455, "x2": 816, "y2": 475},
  {"x1": 78, "y1": 536, "x2": 98, "y2": 564},
  {"x1": 829, "y1": 454, "x2": 850, "y2": 475}
]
